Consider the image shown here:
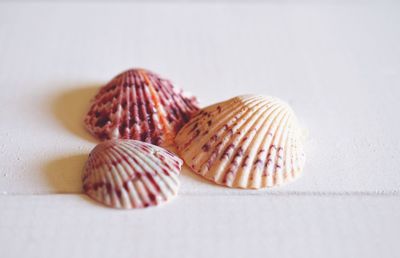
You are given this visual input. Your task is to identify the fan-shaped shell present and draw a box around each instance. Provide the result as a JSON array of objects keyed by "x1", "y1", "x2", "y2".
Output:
[
  {"x1": 83, "y1": 139, "x2": 182, "y2": 209},
  {"x1": 175, "y1": 95, "x2": 305, "y2": 189},
  {"x1": 84, "y1": 68, "x2": 199, "y2": 146}
]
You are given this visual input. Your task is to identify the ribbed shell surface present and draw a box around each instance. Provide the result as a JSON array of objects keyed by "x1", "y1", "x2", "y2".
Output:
[
  {"x1": 84, "y1": 69, "x2": 199, "y2": 146},
  {"x1": 83, "y1": 140, "x2": 182, "y2": 209},
  {"x1": 175, "y1": 95, "x2": 305, "y2": 189}
]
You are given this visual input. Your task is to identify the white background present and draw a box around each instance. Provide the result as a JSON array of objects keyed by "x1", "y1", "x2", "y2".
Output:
[{"x1": 0, "y1": 1, "x2": 399, "y2": 258}]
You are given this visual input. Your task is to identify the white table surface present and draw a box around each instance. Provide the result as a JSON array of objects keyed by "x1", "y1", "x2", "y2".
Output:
[{"x1": 0, "y1": 1, "x2": 399, "y2": 258}]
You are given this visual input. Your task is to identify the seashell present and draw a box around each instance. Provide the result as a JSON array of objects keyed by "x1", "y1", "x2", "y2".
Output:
[
  {"x1": 175, "y1": 95, "x2": 305, "y2": 189},
  {"x1": 82, "y1": 139, "x2": 183, "y2": 209},
  {"x1": 84, "y1": 68, "x2": 199, "y2": 146}
]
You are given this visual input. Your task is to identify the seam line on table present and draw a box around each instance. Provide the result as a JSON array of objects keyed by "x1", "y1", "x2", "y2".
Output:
[
  {"x1": 1, "y1": 190, "x2": 400, "y2": 197},
  {"x1": 181, "y1": 190, "x2": 400, "y2": 197}
]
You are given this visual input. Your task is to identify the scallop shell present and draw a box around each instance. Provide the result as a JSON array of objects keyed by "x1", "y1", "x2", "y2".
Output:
[
  {"x1": 175, "y1": 95, "x2": 305, "y2": 189},
  {"x1": 83, "y1": 139, "x2": 182, "y2": 209},
  {"x1": 84, "y1": 68, "x2": 199, "y2": 146}
]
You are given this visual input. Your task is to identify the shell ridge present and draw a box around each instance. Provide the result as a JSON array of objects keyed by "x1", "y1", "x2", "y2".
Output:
[
  {"x1": 225, "y1": 101, "x2": 285, "y2": 187},
  {"x1": 162, "y1": 79, "x2": 198, "y2": 123},
  {"x1": 186, "y1": 99, "x2": 251, "y2": 163},
  {"x1": 122, "y1": 145, "x2": 166, "y2": 191},
  {"x1": 190, "y1": 96, "x2": 266, "y2": 166},
  {"x1": 135, "y1": 76, "x2": 151, "y2": 143},
  {"x1": 260, "y1": 107, "x2": 290, "y2": 187},
  {"x1": 129, "y1": 78, "x2": 140, "y2": 140},
  {"x1": 126, "y1": 143, "x2": 170, "y2": 206},
  {"x1": 141, "y1": 71, "x2": 165, "y2": 145},
  {"x1": 246, "y1": 104, "x2": 289, "y2": 187},
  {"x1": 199, "y1": 97, "x2": 277, "y2": 180},
  {"x1": 106, "y1": 144, "x2": 142, "y2": 208},
  {"x1": 288, "y1": 128, "x2": 300, "y2": 179},
  {"x1": 170, "y1": 88, "x2": 197, "y2": 121},
  {"x1": 210, "y1": 100, "x2": 281, "y2": 185},
  {"x1": 142, "y1": 80, "x2": 159, "y2": 144},
  {"x1": 118, "y1": 142, "x2": 178, "y2": 203},
  {"x1": 267, "y1": 109, "x2": 291, "y2": 187},
  {"x1": 123, "y1": 144, "x2": 179, "y2": 197},
  {"x1": 105, "y1": 164, "x2": 121, "y2": 208},
  {"x1": 176, "y1": 98, "x2": 231, "y2": 135},
  {"x1": 177, "y1": 96, "x2": 265, "y2": 172},
  {"x1": 95, "y1": 156, "x2": 109, "y2": 205},
  {"x1": 115, "y1": 143, "x2": 161, "y2": 206},
  {"x1": 274, "y1": 114, "x2": 293, "y2": 185},
  {"x1": 176, "y1": 103, "x2": 215, "y2": 133},
  {"x1": 280, "y1": 115, "x2": 300, "y2": 181},
  {"x1": 121, "y1": 84, "x2": 131, "y2": 139},
  {"x1": 177, "y1": 99, "x2": 245, "y2": 154},
  {"x1": 103, "y1": 147, "x2": 125, "y2": 207},
  {"x1": 92, "y1": 145, "x2": 126, "y2": 207},
  {"x1": 294, "y1": 131, "x2": 306, "y2": 172},
  {"x1": 249, "y1": 102, "x2": 290, "y2": 188},
  {"x1": 222, "y1": 101, "x2": 285, "y2": 187},
  {"x1": 159, "y1": 82, "x2": 186, "y2": 129},
  {"x1": 141, "y1": 71, "x2": 171, "y2": 144},
  {"x1": 281, "y1": 119, "x2": 295, "y2": 182},
  {"x1": 151, "y1": 75, "x2": 196, "y2": 138},
  {"x1": 108, "y1": 81, "x2": 125, "y2": 139},
  {"x1": 86, "y1": 145, "x2": 113, "y2": 203}
]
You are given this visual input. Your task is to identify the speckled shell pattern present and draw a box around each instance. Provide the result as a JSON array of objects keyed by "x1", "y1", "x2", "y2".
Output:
[
  {"x1": 175, "y1": 95, "x2": 305, "y2": 189},
  {"x1": 83, "y1": 139, "x2": 183, "y2": 209},
  {"x1": 84, "y1": 69, "x2": 199, "y2": 146}
]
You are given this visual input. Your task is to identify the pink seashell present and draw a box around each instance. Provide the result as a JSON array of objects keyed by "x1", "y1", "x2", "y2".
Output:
[
  {"x1": 84, "y1": 68, "x2": 199, "y2": 146},
  {"x1": 83, "y1": 139, "x2": 182, "y2": 209},
  {"x1": 175, "y1": 95, "x2": 306, "y2": 189}
]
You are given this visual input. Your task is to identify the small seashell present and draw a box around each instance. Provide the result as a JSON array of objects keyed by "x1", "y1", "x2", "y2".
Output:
[
  {"x1": 83, "y1": 139, "x2": 182, "y2": 209},
  {"x1": 175, "y1": 95, "x2": 305, "y2": 189},
  {"x1": 84, "y1": 68, "x2": 199, "y2": 146}
]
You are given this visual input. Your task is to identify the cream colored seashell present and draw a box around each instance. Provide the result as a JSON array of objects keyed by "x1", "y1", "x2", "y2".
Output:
[
  {"x1": 83, "y1": 139, "x2": 182, "y2": 209},
  {"x1": 175, "y1": 95, "x2": 305, "y2": 189}
]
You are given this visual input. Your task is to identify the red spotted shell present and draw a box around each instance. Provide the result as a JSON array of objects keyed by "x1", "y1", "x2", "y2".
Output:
[
  {"x1": 175, "y1": 95, "x2": 305, "y2": 189},
  {"x1": 84, "y1": 69, "x2": 199, "y2": 146},
  {"x1": 83, "y1": 139, "x2": 182, "y2": 209}
]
